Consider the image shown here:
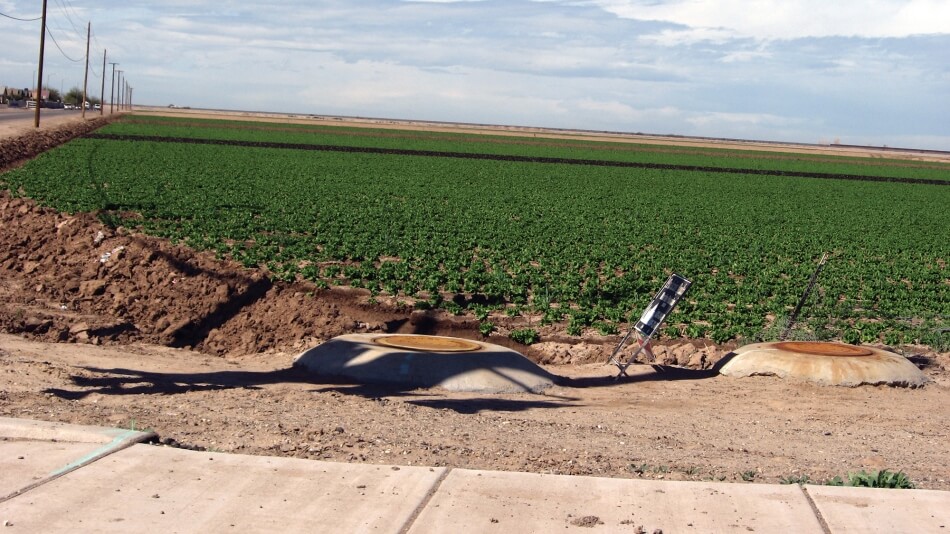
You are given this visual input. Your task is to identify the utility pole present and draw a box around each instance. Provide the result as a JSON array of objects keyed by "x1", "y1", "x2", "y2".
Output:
[
  {"x1": 34, "y1": 0, "x2": 49, "y2": 127},
  {"x1": 81, "y1": 22, "x2": 90, "y2": 119},
  {"x1": 129, "y1": 87, "x2": 133, "y2": 110},
  {"x1": 100, "y1": 49, "x2": 106, "y2": 116},
  {"x1": 117, "y1": 71, "x2": 123, "y2": 110},
  {"x1": 109, "y1": 62, "x2": 118, "y2": 113}
]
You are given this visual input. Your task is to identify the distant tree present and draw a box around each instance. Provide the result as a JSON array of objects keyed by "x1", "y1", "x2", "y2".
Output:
[
  {"x1": 45, "y1": 87, "x2": 62, "y2": 102},
  {"x1": 64, "y1": 87, "x2": 84, "y2": 106}
]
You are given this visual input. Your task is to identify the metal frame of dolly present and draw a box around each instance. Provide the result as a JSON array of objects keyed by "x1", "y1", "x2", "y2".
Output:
[{"x1": 608, "y1": 273, "x2": 692, "y2": 377}]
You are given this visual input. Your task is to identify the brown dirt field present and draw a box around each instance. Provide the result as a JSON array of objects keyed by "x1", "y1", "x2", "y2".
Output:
[{"x1": 1, "y1": 113, "x2": 948, "y2": 491}]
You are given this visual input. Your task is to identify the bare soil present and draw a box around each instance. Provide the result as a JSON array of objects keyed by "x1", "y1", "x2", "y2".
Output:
[{"x1": 1, "y1": 114, "x2": 948, "y2": 491}]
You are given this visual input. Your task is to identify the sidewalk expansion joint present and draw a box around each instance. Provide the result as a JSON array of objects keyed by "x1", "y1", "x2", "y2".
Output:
[
  {"x1": 799, "y1": 485, "x2": 832, "y2": 534},
  {"x1": 0, "y1": 430, "x2": 157, "y2": 504},
  {"x1": 398, "y1": 466, "x2": 453, "y2": 534}
]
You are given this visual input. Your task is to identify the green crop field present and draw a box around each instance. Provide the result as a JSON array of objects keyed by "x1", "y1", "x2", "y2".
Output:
[{"x1": 3, "y1": 115, "x2": 949, "y2": 347}]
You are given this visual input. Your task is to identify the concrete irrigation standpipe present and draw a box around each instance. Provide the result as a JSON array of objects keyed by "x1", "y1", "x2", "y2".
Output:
[
  {"x1": 293, "y1": 334, "x2": 556, "y2": 393},
  {"x1": 719, "y1": 341, "x2": 928, "y2": 387}
]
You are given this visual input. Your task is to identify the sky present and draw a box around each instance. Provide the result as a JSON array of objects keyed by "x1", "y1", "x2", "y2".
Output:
[{"x1": 2, "y1": 0, "x2": 949, "y2": 150}]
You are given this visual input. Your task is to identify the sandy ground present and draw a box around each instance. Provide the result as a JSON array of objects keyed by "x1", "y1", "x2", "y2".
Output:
[
  {"x1": 1, "y1": 109, "x2": 949, "y2": 491},
  {"x1": 0, "y1": 108, "x2": 117, "y2": 138},
  {"x1": 2, "y1": 334, "x2": 948, "y2": 490}
]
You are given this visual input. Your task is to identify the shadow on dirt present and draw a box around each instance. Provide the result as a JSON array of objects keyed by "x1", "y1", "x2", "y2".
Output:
[
  {"x1": 43, "y1": 366, "x2": 312, "y2": 400},
  {"x1": 43, "y1": 364, "x2": 576, "y2": 414},
  {"x1": 559, "y1": 352, "x2": 736, "y2": 388},
  {"x1": 309, "y1": 384, "x2": 578, "y2": 413},
  {"x1": 405, "y1": 397, "x2": 576, "y2": 414},
  {"x1": 41, "y1": 353, "x2": 735, "y2": 415}
]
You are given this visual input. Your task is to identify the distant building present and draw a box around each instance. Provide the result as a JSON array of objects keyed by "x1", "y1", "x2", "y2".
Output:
[{"x1": 1, "y1": 86, "x2": 30, "y2": 103}]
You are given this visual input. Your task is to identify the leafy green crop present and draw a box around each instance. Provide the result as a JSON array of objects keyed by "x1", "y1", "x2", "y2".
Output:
[
  {"x1": 510, "y1": 328, "x2": 540, "y2": 345},
  {"x1": 100, "y1": 116, "x2": 950, "y2": 182},
  {"x1": 3, "y1": 115, "x2": 948, "y2": 346}
]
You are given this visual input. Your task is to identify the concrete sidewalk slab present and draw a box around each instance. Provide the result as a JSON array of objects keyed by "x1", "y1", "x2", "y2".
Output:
[
  {"x1": 0, "y1": 443, "x2": 446, "y2": 533},
  {"x1": 1, "y1": 441, "x2": 112, "y2": 499},
  {"x1": 806, "y1": 484, "x2": 950, "y2": 533},
  {"x1": 0, "y1": 416, "x2": 154, "y2": 445},
  {"x1": 407, "y1": 468, "x2": 824, "y2": 533},
  {"x1": 0, "y1": 417, "x2": 155, "y2": 500},
  {"x1": 4, "y1": 417, "x2": 950, "y2": 533}
]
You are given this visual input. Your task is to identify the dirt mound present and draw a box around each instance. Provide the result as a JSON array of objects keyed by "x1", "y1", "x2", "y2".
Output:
[
  {"x1": 0, "y1": 186, "x2": 623, "y2": 360},
  {"x1": 0, "y1": 191, "x2": 402, "y2": 354},
  {"x1": 0, "y1": 116, "x2": 113, "y2": 172}
]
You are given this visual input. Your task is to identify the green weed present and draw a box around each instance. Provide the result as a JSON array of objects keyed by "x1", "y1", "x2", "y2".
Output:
[
  {"x1": 509, "y1": 328, "x2": 539, "y2": 345},
  {"x1": 842, "y1": 470, "x2": 915, "y2": 489}
]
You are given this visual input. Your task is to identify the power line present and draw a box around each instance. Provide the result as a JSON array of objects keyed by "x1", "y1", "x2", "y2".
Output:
[
  {"x1": 0, "y1": 11, "x2": 41, "y2": 21},
  {"x1": 43, "y1": 0, "x2": 87, "y2": 63},
  {"x1": 45, "y1": 26, "x2": 84, "y2": 62},
  {"x1": 91, "y1": 28, "x2": 107, "y2": 59},
  {"x1": 53, "y1": 0, "x2": 84, "y2": 37},
  {"x1": 47, "y1": 14, "x2": 80, "y2": 43}
]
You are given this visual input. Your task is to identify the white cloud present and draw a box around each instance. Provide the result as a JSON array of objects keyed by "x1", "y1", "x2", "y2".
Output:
[
  {"x1": 686, "y1": 111, "x2": 805, "y2": 128},
  {"x1": 640, "y1": 27, "x2": 735, "y2": 46},
  {"x1": 1, "y1": 0, "x2": 949, "y2": 150},
  {"x1": 571, "y1": 99, "x2": 681, "y2": 123},
  {"x1": 718, "y1": 48, "x2": 772, "y2": 63},
  {"x1": 584, "y1": 0, "x2": 950, "y2": 40}
]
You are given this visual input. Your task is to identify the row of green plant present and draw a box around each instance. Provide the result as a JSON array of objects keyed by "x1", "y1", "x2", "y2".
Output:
[
  {"x1": 2, "y1": 117, "x2": 947, "y2": 345},
  {"x1": 101, "y1": 116, "x2": 950, "y2": 182}
]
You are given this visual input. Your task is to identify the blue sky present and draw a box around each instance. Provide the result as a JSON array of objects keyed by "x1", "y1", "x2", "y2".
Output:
[{"x1": 2, "y1": 0, "x2": 949, "y2": 149}]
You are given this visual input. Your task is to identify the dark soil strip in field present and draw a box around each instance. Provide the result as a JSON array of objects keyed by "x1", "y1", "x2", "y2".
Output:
[{"x1": 84, "y1": 133, "x2": 950, "y2": 186}]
